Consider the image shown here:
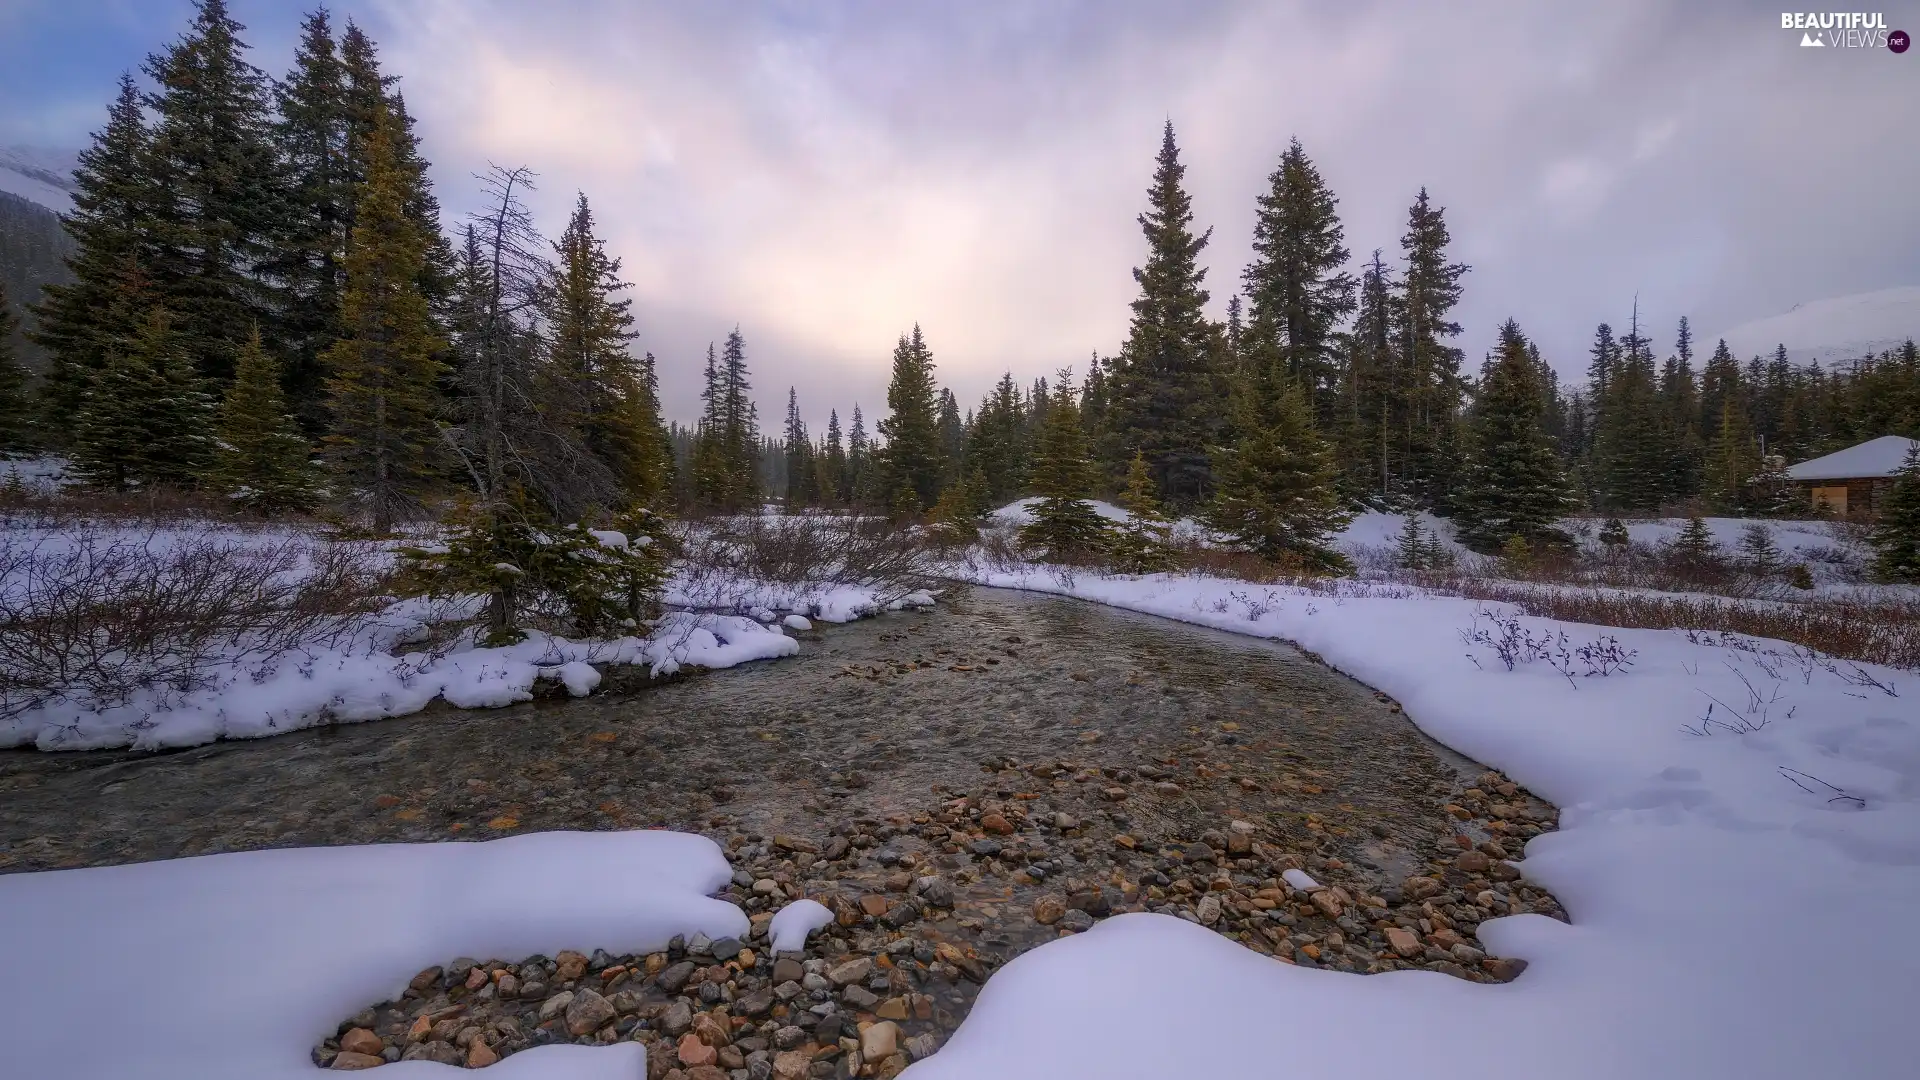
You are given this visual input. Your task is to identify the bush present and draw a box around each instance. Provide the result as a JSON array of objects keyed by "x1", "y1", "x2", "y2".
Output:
[{"x1": 672, "y1": 512, "x2": 943, "y2": 608}]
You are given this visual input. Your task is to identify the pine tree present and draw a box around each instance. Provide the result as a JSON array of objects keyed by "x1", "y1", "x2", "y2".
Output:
[
  {"x1": 1206, "y1": 368, "x2": 1353, "y2": 572},
  {"x1": 1345, "y1": 249, "x2": 1402, "y2": 499},
  {"x1": 1702, "y1": 399, "x2": 1760, "y2": 513},
  {"x1": 339, "y1": 22, "x2": 452, "y2": 317},
  {"x1": 783, "y1": 387, "x2": 812, "y2": 509},
  {"x1": 1670, "y1": 515, "x2": 1716, "y2": 565},
  {"x1": 1103, "y1": 122, "x2": 1227, "y2": 510},
  {"x1": 965, "y1": 372, "x2": 1029, "y2": 507},
  {"x1": 1396, "y1": 188, "x2": 1470, "y2": 511},
  {"x1": 719, "y1": 328, "x2": 759, "y2": 508},
  {"x1": 71, "y1": 308, "x2": 215, "y2": 490},
  {"x1": 1241, "y1": 138, "x2": 1355, "y2": 412},
  {"x1": 31, "y1": 74, "x2": 160, "y2": 433},
  {"x1": 322, "y1": 102, "x2": 446, "y2": 532},
  {"x1": 269, "y1": 8, "x2": 352, "y2": 432},
  {"x1": 847, "y1": 404, "x2": 873, "y2": 506},
  {"x1": 141, "y1": 0, "x2": 286, "y2": 384},
  {"x1": 1869, "y1": 444, "x2": 1920, "y2": 582},
  {"x1": 0, "y1": 283, "x2": 33, "y2": 456},
  {"x1": 543, "y1": 192, "x2": 643, "y2": 494},
  {"x1": 1737, "y1": 522, "x2": 1779, "y2": 575},
  {"x1": 936, "y1": 386, "x2": 965, "y2": 483},
  {"x1": 1598, "y1": 516, "x2": 1630, "y2": 550},
  {"x1": 823, "y1": 410, "x2": 848, "y2": 505},
  {"x1": 1395, "y1": 514, "x2": 1428, "y2": 571},
  {"x1": 1020, "y1": 370, "x2": 1111, "y2": 562},
  {"x1": 1452, "y1": 320, "x2": 1576, "y2": 552},
  {"x1": 613, "y1": 351, "x2": 674, "y2": 507},
  {"x1": 1109, "y1": 451, "x2": 1178, "y2": 573},
  {"x1": 877, "y1": 325, "x2": 944, "y2": 510},
  {"x1": 209, "y1": 328, "x2": 320, "y2": 513}
]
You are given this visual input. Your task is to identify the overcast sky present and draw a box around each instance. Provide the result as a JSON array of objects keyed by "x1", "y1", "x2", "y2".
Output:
[{"x1": 3, "y1": 1, "x2": 1915, "y2": 427}]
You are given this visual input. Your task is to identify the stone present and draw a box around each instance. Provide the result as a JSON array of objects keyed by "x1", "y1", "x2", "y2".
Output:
[
  {"x1": 772, "y1": 1026, "x2": 809, "y2": 1050},
  {"x1": 772, "y1": 958, "x2": 805, "y2": 984},
  {"x1": 827, "y1": 956, "x2": 874, "y2": 986},
  {"x1": 736, "y1": 989, "x2": 774, "y2": 1017},
  {"x1": 772, "y1": 1050, "x2": 813, "y2": 1080},
  {"x1": 842, "y1": 985, "x2": 879, "y2": 1010},
  {"x1": 859, "y1": 894, "x2": 890, "y2": 918},
  {"x1": 566, "y1": 988, "x2": 617, "y2": 1036},
  {"x1": 860, "y1": 1021, "x2": 900, "y2": 1061},
  {"x1": 1401, "y1": 876, "x2": 1443, "y2": 901},
  {"x1": 495, "y1": 972, "x2": 518, "y2": 999},
  {"x1": 465, "y1": 967, "x2": 490, "y2": 991},
  {"x1": 691, "y1": 1011, "x2": 731, "y2": 1047},
  {"x1": 1451, "y1": 943, "x2": 1487, "y2": 964},
  {"x1": 406, "y1": 1015, "x2": 432, "y2": 1044},
  {"x1": 711, "y1": 937, "x2": 744, "y2": 961},
  {"x1": 1195, "y1": 894, "x2": 1222, "y2": 926},
  {"x1": 1455, "y1": 850, "x2": 1491, "y2": 873},
  {"x1": 685, "y1": 1067, "x2": 728, "y2": 1080},
  {"x1": 969, "y1": 838, "x2": 1001, "y2": 857},
  {"x1": 1032, "y1": 895, "x2": 1067, "y2": 925},
  {"x1": 330, "y1": 1051, "x2": 385, "y2": 1070},
  {"x1": 539, "y1": 991, "x2": 575, "y2": 1020},
  {"x1": 466, "y1": 1040, "x2": 499, "y2": 1068},
  {"x1": 1058, "y1": 909, "x2": 1095, "y2": 932},
  {"x1": 678, "y1": 1033, "x2": 718, "y2": 1068},
  {"x1": 555, "y1": 950, "x2": 590, "y2": 981},
  {"x1": 339, "y1": 1028, "x2": 385, "y2": 1058},
  {"x1": 905, "y1": 1033, "x2": 941, "y2": 1060},
  {"x1": 875, "y1": 997, "x2": 909, "y2": 1021},
  {"x1": 920, "y1": 879, "x2": 955, "y2": 908},
  {"x1": 979, "y1": 814, "x2": 1013, "y2": 835},
  {"x1": 1225, "y1": 831, "x2": 1252, "y2": 856},
  {"x1": 1384, "y1": 927, "x2": 1422, "y2": 958},
  {"x1": 882, "y1": 902, "x2": 920, "y2": 929},
  {"x1": 1310, "y1": 890, "x2": 1344, "y2": 918},
  {"x1": 1483, "y1": 956, "x2": 1529, "y2": 982},
  {"x1": 408, "y1": 967, "x2": 443, "y2": 993},
  {"x1": 657, "y1": 961, "x2": 698, "y2": 993},
  {"x1": 1052, "y1": 813, "x2": 1078, "y2": 830},
  {"x1": 1491, "y1": 860, "x2": 1524, "y2": 881},
  {"x1": 400, "y1": 1042, "x2": 463, "y2": 1065}
]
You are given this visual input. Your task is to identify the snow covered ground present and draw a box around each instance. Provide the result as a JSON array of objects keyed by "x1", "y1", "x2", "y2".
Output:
[
  {"x1": 0, "y1": 830, "x2": 746, "y2": 1080},
  {"x1": 909, "y1": 565, "x2": 1918, "y2": 1079}
]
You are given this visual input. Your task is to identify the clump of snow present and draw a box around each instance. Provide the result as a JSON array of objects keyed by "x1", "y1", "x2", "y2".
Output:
[
  {"x1": 783, "y1": 614, "x2": 813, "y2": 631},
  {"x1": 0, "y1": 829, "x2": 746, "y2": 1080},
  {"x1": 553, "y1": 660, "x2": 601, "y2": 697},
  {"x1": 586, "y1": 528, "x2": 629, "y2": 550},
  {"x1": 1280, "y1": 868, "x2": 1321, "y2": 893},
  {"x1": 768, "y1": 898, "x2": 835, "y2": 952},
  {"x1": 920, "y1": 564, "x2": 1920, "y2": 1080}
]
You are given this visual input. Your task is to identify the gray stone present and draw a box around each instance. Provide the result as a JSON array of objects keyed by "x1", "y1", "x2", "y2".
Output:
[
  {"x1": 660, "y1": 998, "x2": 694, "y2": 1036},
  {"x1": 773, "y1": 1025, "x2": 810, "y2": 1050},
  {"x1": 841, "y1": 985, "x2": 879, "y2": 1010},
  {"x1": 905, "y1": 1032, "x2": 941, "y2": 1061},
  {"x1": 1058, "y1": 909, "x2": 1095, "y2": 932},
  {"x1": 827, "y1": 956, "x2": 873, "y2": 986},
  {"x1": 657, "y1": 961, "x2": 698, "y2": 993},
  {"x1": 563, "y1": 988, "x2": 616, "y2": 1036},
  {"x1": 712, "y1": 937, "x2": 744, "y2": 961},
  {"x1": 538, "y1": 991, "x2": 575, "y2": 1020}
]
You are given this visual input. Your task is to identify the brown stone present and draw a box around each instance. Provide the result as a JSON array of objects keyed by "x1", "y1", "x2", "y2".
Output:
[
  {"x1": 1032, "y1": 894, "x2": 1066, "y2": 925},
  {"x1": 405, "y1": 1015, "x2": 432, "y2": 1043},
  {"x1": 407, "y1": 966, "x2": 442, "y2": 992},
  {"x1": 876, "y1": 997, "x2": 909, "y2": 1021},
  {"x1": 859, "y1": 894, "x2": 890, "y2": 917},
  {"x1": 339, "y1": 1028, "x2": 385, "y2": 1058},
  {"x1": 677, "y1": 1033, "x2": 717, "y2": 1068},
  {"x1": 861, "y1": 1021, "x2": 900, "y2": 1061},
  {"x1": 1384, "y1": 927, "x2": 1422, "y2": 958},
  {"x1": 685, "y1": 1067, "x2": 728, "y2": 1080},
  {"x1": 329, "y1": 1052, "x2": 385, "y2": 1070},
  {"x1": 1309, "y1": 890, "x2": 1344, "y2": 918},
  {"x1": 1483, "y1": 956, "x2": 1530, "y2": 982},
  {"x1": 554, "y1": 950, "x2": 590, "y2": 981},
  {"x1": 1429, "y1": 927, "x2": 1464, "y2": 951},
  {"x1": 1401, "y1": 875, "x2": 1443, "y2": 901},
  {"x1": 1455, "y1": 850, "x2": 1491, "y2": 873},
  {"x1": 464, "y1": 966, "x2": 490, "y2": 990},
  {"x1": 690, "y1": 1012, "x2": 731, "y2": 1047},
  {"x1": 565, "y1": 988, "x2": 617, "y2": 1036},
  {"x1": 828, "y1": 956, "x2": 875, "y2": 986},
  {"x1": 467, "y1": 1040, "x2": 499, "y2": 1068},
  {"x1": 772, "y1": 1050, "x2": 813, "y2": 1080},
  {"x1": 979, "y1": 813, "x2": 1013, "y2": 835}
]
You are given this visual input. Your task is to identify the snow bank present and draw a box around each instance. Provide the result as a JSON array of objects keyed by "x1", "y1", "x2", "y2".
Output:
[
  {"x1": 918, "y1": 568, "x2": 1920, "y2": 1079},
  {"x1": 0, "y1": 609, "x2": 798, "y2": 752},
  {"x1": 768, "y1": 898, "x2": 834, "y2": 952},
  {"x1": 0, "y1": 830, "x2": 746, "y2": 1080}
]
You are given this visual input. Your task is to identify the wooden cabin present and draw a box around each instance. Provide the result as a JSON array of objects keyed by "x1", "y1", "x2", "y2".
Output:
[{"x1": 1784, "y1": 435, "x2": 1918, "y2": 517}]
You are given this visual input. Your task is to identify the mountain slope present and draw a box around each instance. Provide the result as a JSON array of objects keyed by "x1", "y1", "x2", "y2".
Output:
[
  {"x1": 0, "y1": 146, "x2": 78, "y2": 216},
  {"x1": 0, "y1": 190, "x2": 77, "y2": 374},
  {"x1": 1713, "y1": 286, "x2": 1920, "y2": 366}
]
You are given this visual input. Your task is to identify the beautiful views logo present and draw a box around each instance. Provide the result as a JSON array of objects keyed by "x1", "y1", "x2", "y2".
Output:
[{"x1": 1780, "y1": 11, "x2": 1907, "y2": 48}]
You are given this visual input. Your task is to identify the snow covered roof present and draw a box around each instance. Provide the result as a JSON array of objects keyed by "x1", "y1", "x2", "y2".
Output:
[{"x1": 1785, "y1": 435, "x2": 1919, "y2": 481}]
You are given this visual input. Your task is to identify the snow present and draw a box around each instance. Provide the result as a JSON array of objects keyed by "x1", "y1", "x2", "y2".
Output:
[
  {"x1": 1715, "y1": 285, "x2": 1920, "y2": 366},
  {"x1": 0, "y1": 145, "x2": 76, "y2": 214},
  {"x1": 553, "y1": 659, "x2": 601, "y2": 697},
  {"x1": 1280, "y1": 868, "x2": 1321, "y2": 893},
  {"x1": 783, "y1": 613, "x2": 813, "y2": 631},
  {"x1": 1786, "y1": 435, "x2": 1919, "y2": 481},
  {"x1": 0, "y1": 829, "x2": 746, "y2": 1080},
  {"x1": 768, "y1": 898, "x2": 835, "y2": 952},
  {"x1": 919, "y1": 565, "x2": 1920, "y2": 1079}
]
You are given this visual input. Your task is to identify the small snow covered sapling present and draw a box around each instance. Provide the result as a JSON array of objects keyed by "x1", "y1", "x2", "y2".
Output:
[
  {"x1": 1395, "y1": 515, "x2": 1428, "y2": 571},
  {"x1": 1670, "y1": 515, "x2": 1716, "y2": 566},
  {"x1": 1738, "y1": 522, "x2": 1780, "y2": 576},
  {"x1": 1598, "y1": 516, "x2": 1630, "y2": 551},
  {"x1": 1500, "y1": 534, "x2": 1532, "y2": 573}
]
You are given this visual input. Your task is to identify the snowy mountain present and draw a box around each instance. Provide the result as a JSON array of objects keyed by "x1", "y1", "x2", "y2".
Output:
[
  {"x1": 0, "y1": 146, "x2": 78, "y2": 216},
  {"x1": 1713, "y1": 286, "x2": 1920, "y2": 366}
]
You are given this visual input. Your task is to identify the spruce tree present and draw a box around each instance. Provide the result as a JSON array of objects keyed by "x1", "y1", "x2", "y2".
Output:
[
  {"x1": 1671, "y1": 515, "x2": 1716, "y2": 565},
  {"x1": 31, "y1": 74, "x2": 159, "y2": 433},
  {"x1": 1869, "y1": 444, "x2": 1920, "y2": 582},
  {"x1": 823, "y1": 410, "x2": 848, "y2": 505},
  {"x1": 1702, "y1": 399, "x2": 1760, "y2": 512},
  {"x1": 1346, "y1": 249, "x2": 1402, "y2": 499},
  {"x1": 1395, "y1": 514, "x2": 1428, "y2": 571},
  {"x1": 0, "y1": 283, "x2": 34, "y2": 456},
  {"x1": 340, "y1": 22, "x2": 453, "y2": 315},
  {"x1": 1205, "y1": 368, "x2": 1352, "y2": 572},
  {"x1": 783, "y1": 387, "x2": 812, "y2": 509},
  {"x1": 965, "y1": 372, "x2": 1029, "y2": 507},
  {"x1": 1241, "y1": 138, "x2": 1355, "y2": 410},
  {"x1": 141, "y1": 0, "x2": 286, "y2": 383},
  {"x1": 1103, "y1": 122, "x2": 1227, "y2": 510},
  {"x1": 1109, "y1": 451, "x2": 1178, "y2": 573},
  {"x1": 1737, "y1": 522, "x2": 1779, "y2": 575},
  {"x1": 1598, "y1": 516, "x2": 1630, "y2": 550},
  {"x1": 1452, "y1": 320, "x2": 1576, "y2": 552},
  {"x1": 543, "y1": 192, "x2": 642, "y2": 492},
  {"x1": 847, "y1": 404, "x2": 873, "y2": 507},
  {"x1": 1396, "y1": 188, "x2": 1469, "y2": 511},
  {"x1": 692, "y1": 343, "x2": 730, "y2": 508},
  {"x1": 1020, "y1": 370, "x2": 1111, "y2": 562},
  {"x1": 71, "y1": 308, "x2": 215, "y2": 490},
  {"x1": 322, "y1": 102, "x2": 446, "y2": 532},
  {"x1": 210, "y1": 328, "x2": 320, "y2": 513},
  {"x1": 877, "y1": 324, "x2": 944, "y2": 510},
  {"x1": 610, "y1": 351, "x2": 673, "y2": 508},
  {"x1": 719, "y1": 329, "x2": 758, "y2": 508},
  {"x1": 270, "y1": 8, "x2": 352, "y2": 431}
]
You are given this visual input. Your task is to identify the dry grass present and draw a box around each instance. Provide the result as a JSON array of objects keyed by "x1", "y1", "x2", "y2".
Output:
[{"x1": 672, "y1": 512, "x2": 947, "y2": 608}]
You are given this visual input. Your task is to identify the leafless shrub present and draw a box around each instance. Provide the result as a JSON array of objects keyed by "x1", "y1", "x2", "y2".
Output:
[
  {"x1": 672, "y1": 513, "x2": 943, "y2": 610},
  {"x1": 0, "y1": 529, "x2": 394, "y2": 719},
  {"x1": 1457, "y1": 607, "x2": 1637, "y2": 688}
]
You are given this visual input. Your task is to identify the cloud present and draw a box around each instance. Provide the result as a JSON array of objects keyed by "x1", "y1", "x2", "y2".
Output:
[{"x1": 16, "y1": 1, "x2": 1919, "y2": 423}]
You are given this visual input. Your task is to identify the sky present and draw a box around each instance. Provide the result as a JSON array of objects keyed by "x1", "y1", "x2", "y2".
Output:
[{"x1": 2, "y1": 0, "x2": 1916, "y2": 428}]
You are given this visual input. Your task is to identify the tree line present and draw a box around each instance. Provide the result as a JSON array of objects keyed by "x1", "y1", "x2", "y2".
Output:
[{"x1": 4, "y1": 0, "x2": 1918, "y2": 573}]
